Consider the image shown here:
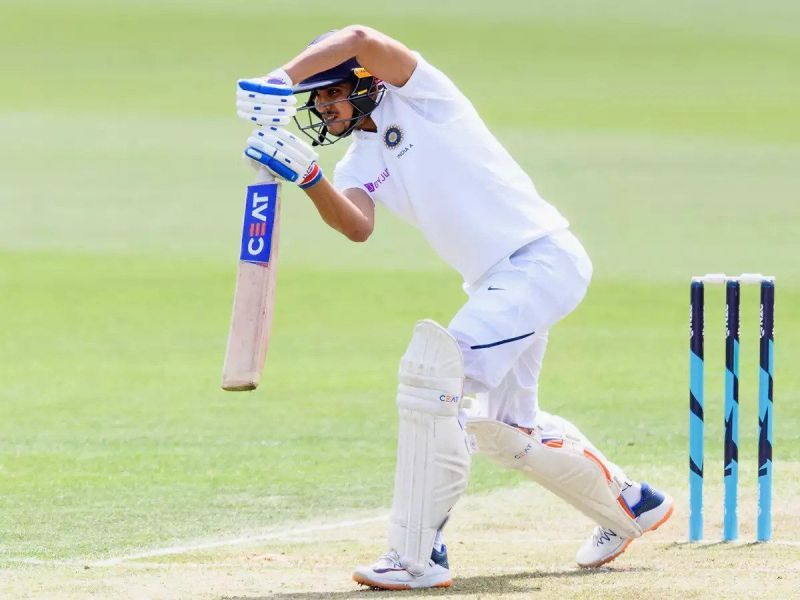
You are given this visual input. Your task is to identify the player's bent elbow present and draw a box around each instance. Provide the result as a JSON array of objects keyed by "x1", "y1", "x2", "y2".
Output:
[
  {"x1": 347, "y1": 225, "x2": 373, "y2": 243},
  {"x1": 342, "y1": 25, "x2": 374, "y2": 49},
  {"x1": 343, "y1": 25, "x2": 370, "y2": 40}
]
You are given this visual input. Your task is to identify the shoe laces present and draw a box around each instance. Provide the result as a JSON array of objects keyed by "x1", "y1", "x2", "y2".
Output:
[
  {"x1": 378, "y1": 550, "x2": 402, "y2": 567},
  {"x1": 593, "y1": 527, "x2": 619, "y2": 546}
]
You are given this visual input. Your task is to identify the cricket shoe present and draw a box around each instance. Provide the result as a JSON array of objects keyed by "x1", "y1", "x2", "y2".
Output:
[
  {"x1": 352, "y1": 545, "x2": 452, "y2": 590},
  {"x1": 575, "y1": 482, "x2": 674, "y2": 568}
]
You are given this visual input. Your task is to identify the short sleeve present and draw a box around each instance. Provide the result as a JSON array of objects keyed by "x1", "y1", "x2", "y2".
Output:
[
  {"x1": 333, "y1": 165, "x2": 363, "y2": 194},
  {"x1": 381, "y1": 53, "x2": 472, "y2": 123},
  {"x1": 332, "y1": 140, "x2": 384, "y2": 200},
  {"x1": 332, "y1": 142, "x2": 362, "y2": 192}
]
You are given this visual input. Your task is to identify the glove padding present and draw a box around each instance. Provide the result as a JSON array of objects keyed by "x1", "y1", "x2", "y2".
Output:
[
  {"x1": 244, "y1": 126, "x2": 322, "y2": 188},
  {"x1": 237, "y1": 70, "x2": 297, "y2": 126}
]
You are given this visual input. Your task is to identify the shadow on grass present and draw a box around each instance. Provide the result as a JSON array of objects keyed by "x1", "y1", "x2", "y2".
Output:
[
  {"x1": 666, "y1": 540, "x2": 764, "y2": 550},
  {"x1": 223, "y1": 567, "x2": 649, "y2": 599}
]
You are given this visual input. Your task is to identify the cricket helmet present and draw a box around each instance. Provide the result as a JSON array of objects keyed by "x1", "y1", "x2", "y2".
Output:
[{"x1": 293, "y1": 30, "x2": 385, "y2": 146}]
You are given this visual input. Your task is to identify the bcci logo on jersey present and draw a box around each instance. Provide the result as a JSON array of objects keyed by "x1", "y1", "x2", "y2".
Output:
[
  {"x1": 383, "y1": 125, "x2": 403, "y2": 149},
  {"x1": 239, "y1": 183, "x2": 277, "y2": 264}
]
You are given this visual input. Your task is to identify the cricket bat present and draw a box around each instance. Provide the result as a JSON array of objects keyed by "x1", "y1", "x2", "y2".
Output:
[{"x1": 222, "y1": 167, "x2": 281, "y2": 391}]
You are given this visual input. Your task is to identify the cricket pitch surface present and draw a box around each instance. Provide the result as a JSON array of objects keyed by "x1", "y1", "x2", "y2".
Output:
[{"x1": 4, "y1": 465, "x2": 798, "y2": 599}]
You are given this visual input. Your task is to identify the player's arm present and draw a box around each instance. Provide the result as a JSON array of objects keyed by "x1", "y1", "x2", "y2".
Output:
[
  {"x1": 243, "y1": 127, "x2": 373, "y2": 242},
  {"x1": 283, "y1": 26, "x2": 416, "y2": 88},
  {"x1": 304, "y1": 179, "x2": 374, "y2": 242},
  {"x1": 234, "y1": 27, "x2": 414, "y2": 127}
]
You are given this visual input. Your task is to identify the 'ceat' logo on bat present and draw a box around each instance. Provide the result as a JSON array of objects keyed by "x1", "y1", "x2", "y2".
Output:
[
  {"x1": 245, "y1": 192, "x2": 270, "y2": 256},
  {"x1": 239, "y1": 183, "x2": 277, "y2": 264},
  {"x1": 249, "y1": 221, "x2": 267, "y2": 243}
]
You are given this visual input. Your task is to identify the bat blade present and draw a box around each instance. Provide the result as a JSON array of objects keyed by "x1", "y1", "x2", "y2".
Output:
[{"x1": 222, "y1": 169, "x2": 281, "y2": 391}]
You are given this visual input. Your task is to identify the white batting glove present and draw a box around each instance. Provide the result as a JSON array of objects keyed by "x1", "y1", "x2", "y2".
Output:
[
  {"x1": 236, "y1": 69, "x2": 297, "y2": 126},
  {"x1": 244, "y1": 126, "x2": 323, "y2": 189}
]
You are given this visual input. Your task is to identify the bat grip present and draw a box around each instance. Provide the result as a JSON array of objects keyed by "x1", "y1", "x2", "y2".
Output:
[{"x1": 254, "y1": 166, "x2": 277, "y2": 184}]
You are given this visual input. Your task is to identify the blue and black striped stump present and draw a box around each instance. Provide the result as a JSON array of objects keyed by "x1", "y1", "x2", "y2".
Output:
[{"x1": 757, "y1": 280, "x2": 775, "y2": 542}]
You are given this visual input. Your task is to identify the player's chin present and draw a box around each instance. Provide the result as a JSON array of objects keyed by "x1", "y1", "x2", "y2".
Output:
[{"x1": 325, "y1": 122, "x2": 348, "y2": 136}]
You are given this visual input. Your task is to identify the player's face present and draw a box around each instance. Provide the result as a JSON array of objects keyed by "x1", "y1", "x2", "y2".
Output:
[{"x1": 314, "y1": 83, "x2": 355, "y2": 136}]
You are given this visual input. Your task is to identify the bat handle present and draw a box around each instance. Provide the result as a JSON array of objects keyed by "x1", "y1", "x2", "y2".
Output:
[{"x1": 254, "y1": 166, "x2": 277, "y2": 184}]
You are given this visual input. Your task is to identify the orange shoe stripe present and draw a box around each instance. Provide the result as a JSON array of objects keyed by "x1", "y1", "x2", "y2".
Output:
[
  {"x1": 580, "y1": 497, "x2": 675, "y2": 569},
  {"x1": 352, "y1": 574, "x2": 411, "y2": 590},
  {"x1": 646, "y1": 501, "x2": 674, "y2": 532}
]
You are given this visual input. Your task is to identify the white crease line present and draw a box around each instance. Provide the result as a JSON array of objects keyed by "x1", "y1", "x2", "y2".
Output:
[
  {"x1": 93, "y1": 514, "x2": 389, "y2": 566},
  {"x1": 2, "y1": 514, "x2": 388, "y2": 568}
]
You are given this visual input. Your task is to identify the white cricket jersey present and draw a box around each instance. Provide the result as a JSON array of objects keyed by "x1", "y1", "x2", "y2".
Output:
[{"x1": 333, "y1": 53, "x2": 569, "y2": 284}]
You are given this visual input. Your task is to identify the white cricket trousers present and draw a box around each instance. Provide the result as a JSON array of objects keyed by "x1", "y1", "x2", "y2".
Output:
[
  {"x1": 448, "y1": 228, "x2": 592, "y2": 428},
  {"x1": 447, "y1": 228, "x2": 635, "y2": 497}
]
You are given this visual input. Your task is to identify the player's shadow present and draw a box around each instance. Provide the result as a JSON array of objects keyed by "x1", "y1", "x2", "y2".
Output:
[{"x1": 223, "y1": 567, "x2": 649, "y2": 599}]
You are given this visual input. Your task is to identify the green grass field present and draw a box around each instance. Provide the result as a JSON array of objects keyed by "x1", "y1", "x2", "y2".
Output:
[{"x1": 1, "y1": 1, "x2": 799, "y2": 596}]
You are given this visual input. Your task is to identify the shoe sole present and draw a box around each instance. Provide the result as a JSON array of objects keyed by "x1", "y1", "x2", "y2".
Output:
[
  {"x1": 579, "y1": 496, "x2": 675, "y2": 569},
  {"x1": 353, "y1": 573, "x2": 453, "y2": 590}
]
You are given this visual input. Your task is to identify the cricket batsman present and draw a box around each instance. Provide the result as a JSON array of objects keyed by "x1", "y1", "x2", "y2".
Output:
[{"x1": 235, "y1": 26, "x2": 674, "y2": 589}]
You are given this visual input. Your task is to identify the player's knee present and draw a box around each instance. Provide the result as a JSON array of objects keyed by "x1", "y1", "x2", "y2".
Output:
[
  {"x1": 397, "y1": 320, "x2": 464, "y2": 413},
  {"x1": 459, "y1": 342, "x2": 507, "y2": 392}
]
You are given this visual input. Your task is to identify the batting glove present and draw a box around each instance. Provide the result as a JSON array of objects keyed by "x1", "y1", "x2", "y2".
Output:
[
  {"x1": 236, "y1": 69, "x2": 297, "y2": 126},
  {"x1": 244, "y1": 126, "x2": 323, "y2": 189}
]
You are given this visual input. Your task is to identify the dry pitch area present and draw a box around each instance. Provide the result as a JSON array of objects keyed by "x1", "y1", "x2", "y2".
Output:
[{"x1": 4, "y1": 464, "x2": 798, "y2": 599}]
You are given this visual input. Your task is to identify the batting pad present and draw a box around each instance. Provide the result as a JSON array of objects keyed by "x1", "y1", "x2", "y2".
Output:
[
  {"x1": 466, "y1": 419, "x2": 642, "y2": 538},
  {"x1": 389, "y1": 320, "x2": 471, "y2": 576}
]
